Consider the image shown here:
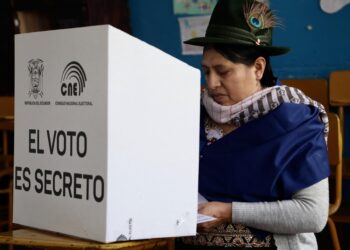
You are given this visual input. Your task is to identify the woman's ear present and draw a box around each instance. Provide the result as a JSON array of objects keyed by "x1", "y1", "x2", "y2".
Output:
[{"x1": 254, "y1": 57, "x2": 266, "y2": 81}]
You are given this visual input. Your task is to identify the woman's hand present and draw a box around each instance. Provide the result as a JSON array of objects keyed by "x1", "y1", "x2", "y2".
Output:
[{"x1": 197, "y1": 202, "x2": 232, "y2": 232}]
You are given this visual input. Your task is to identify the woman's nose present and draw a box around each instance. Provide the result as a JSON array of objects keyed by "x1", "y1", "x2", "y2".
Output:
[{"x1": 206, "y1": 73, "x2": 221, "y2": 90}]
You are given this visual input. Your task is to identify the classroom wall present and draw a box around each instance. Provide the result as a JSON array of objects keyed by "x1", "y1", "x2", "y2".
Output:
[
  {"x1": 128, "y1": 0, "x2": 350, "y2": 79},
  {"x1": 128, "y1": 0, "x2": 350, "y2": 156}
]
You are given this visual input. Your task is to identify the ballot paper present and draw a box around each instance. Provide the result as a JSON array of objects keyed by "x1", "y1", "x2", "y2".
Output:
[
  {"x1": 198, "y1": 193, "x2": 208, "y2": 205},
  {"x1": 197, "y1": 193, "x2": 217, "y2": 224},
  {"x1": 197, "y1": 213, "x2": 217, "y2": 224}
]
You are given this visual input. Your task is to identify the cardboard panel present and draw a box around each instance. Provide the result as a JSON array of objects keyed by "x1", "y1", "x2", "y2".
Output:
[{"x1": 14, "y1": 25, "x2": 200, "y2": 243}]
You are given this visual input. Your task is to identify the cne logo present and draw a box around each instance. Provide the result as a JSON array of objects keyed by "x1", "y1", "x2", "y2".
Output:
[
  {"x1": 28, "y1": 59, "x2": 44, "y2": 99},
  {"x1": 60, "y1": 61, "x2": 87, "y2": 96}
]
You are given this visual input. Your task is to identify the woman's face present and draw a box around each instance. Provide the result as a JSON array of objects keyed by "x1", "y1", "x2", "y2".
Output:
[{"x1": 201, "y1": 48, "x2": 264, "y2": 106}]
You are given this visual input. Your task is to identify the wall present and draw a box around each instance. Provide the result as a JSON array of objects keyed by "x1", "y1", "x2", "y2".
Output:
[
  {"x1": 270, "y1": 0, "x2": 350, "y2": 79},
  {"x1": 128, "y1": 0, "x2": 350, "y2": 156},
  {"x1": 128, "y1": 0, "x2": 350, "y2": 79},
  {"x1": 128, "y1": 0, "x2": 202, "y2": 71}
]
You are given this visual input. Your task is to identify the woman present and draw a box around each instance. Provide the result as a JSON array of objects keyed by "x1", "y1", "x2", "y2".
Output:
[{"x1": 177, "y1": 0, "x2": 330, "y2": 249}]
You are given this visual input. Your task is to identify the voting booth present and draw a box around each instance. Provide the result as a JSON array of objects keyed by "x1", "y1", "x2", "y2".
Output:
[{"x1": 13, "y1": 25, "x2": 200, "y2": 243}]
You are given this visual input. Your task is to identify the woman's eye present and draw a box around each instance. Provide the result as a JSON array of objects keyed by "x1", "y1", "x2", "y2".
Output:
[{"x1": 218, "y1": 70, "x2": 229, "y2": 76}]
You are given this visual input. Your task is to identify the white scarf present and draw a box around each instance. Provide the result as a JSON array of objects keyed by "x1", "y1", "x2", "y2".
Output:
[{"x1": 202, "y1": 85, "x2": 329, "y2": 142}]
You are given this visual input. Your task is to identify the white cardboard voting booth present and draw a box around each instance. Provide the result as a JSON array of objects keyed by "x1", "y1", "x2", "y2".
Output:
[{"x1": 14, "y1": 25, "x2": 200, "y2": 243}]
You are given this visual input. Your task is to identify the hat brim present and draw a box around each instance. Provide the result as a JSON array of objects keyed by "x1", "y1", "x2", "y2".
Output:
[{"x1": 184, "y1": 37, "x2": 290, "y2": 56}]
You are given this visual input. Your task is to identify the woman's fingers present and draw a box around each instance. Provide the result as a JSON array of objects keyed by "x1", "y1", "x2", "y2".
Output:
[{"x1": 197, "y1": 218, "x2": 224, "y2": 232}]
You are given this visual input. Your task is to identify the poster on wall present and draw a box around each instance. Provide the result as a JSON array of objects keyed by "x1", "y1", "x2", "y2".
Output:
[
  {"x1": 173, "y1": 0, "x2": 218, "y2": 15},
  {"x1": 178, "y1": 15, "x2": 210, "y2": 55},
  {"x1": 320, "y1": 0, "x2": 350, "y2": 13}
]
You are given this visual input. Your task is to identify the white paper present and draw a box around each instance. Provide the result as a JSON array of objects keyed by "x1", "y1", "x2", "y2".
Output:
[
  {"x1": 178, "y1": 16, "x2": 210, "y2": 55},
  {"x1": 198, "y1": 193, "x2": 208, "y2": 204},
  {"x1": 320, "y1": 0, "x2": 350, "y2": 13},
  {"x1": 197, "y1": 193, "x2": 217, "y2": 223},
  {"x1": 197, "y1": 213, "x2": 217, "y2": 224}
]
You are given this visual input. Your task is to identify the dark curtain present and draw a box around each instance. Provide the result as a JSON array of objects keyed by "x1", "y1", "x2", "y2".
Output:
[
  {"x1": 0, "y1": 0, "x2": 15, "y2": 96},
  {"x1": 85, "y1": 0, "x2": 131, "y2": 33},
  {"x1": 0, "y1": 0, "x2": 131, "y2": 96}
]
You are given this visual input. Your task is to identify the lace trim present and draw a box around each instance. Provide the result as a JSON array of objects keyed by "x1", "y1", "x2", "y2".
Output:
[
  {"x1": 204, "y1": 117, "x2": 223, "y2": 145},
  {"x1": 181, "y1": 224, "x2": 275, "y2": 248}
]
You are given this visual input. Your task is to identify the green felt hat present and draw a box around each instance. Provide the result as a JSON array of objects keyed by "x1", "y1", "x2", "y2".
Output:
[{"x1": 184, "y1": 0, "x2": 290, "y2": 56}]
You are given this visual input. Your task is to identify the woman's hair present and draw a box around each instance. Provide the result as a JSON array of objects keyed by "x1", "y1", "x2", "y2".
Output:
[{"x1": 207, "y1": 45, "x2": 277, "y2": 87}]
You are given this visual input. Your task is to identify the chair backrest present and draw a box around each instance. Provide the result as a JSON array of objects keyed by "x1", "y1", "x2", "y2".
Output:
[
  {"x1": 0, "y1": 96, "x2": 14, "y2": 168},
  {"x1": 281, "y1": 79, "x2": 329, "y2": 111},
  {"x1": 0, "y1": 167, "x2": 13, "y2": 231},
  {"x1": 0, "y1": 97, "x2": 14, "y2": 230},
  {"x1": 329, "y1": 70, "x2": 350, "y2": 138},
  {"x1": 329, "y1": 70, "x2": 350, "y2": 106},
  {"x1": 327, "y1": 112, "x2": 343, "y2": 215},
  {"x1": 0, "y1": 96, "x2": 14, "y2": 117}
]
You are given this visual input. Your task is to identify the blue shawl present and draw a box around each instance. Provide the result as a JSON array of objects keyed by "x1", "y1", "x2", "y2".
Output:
[{"x1": 199, "y1": 102, "x2": 330, "y2": 218}]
